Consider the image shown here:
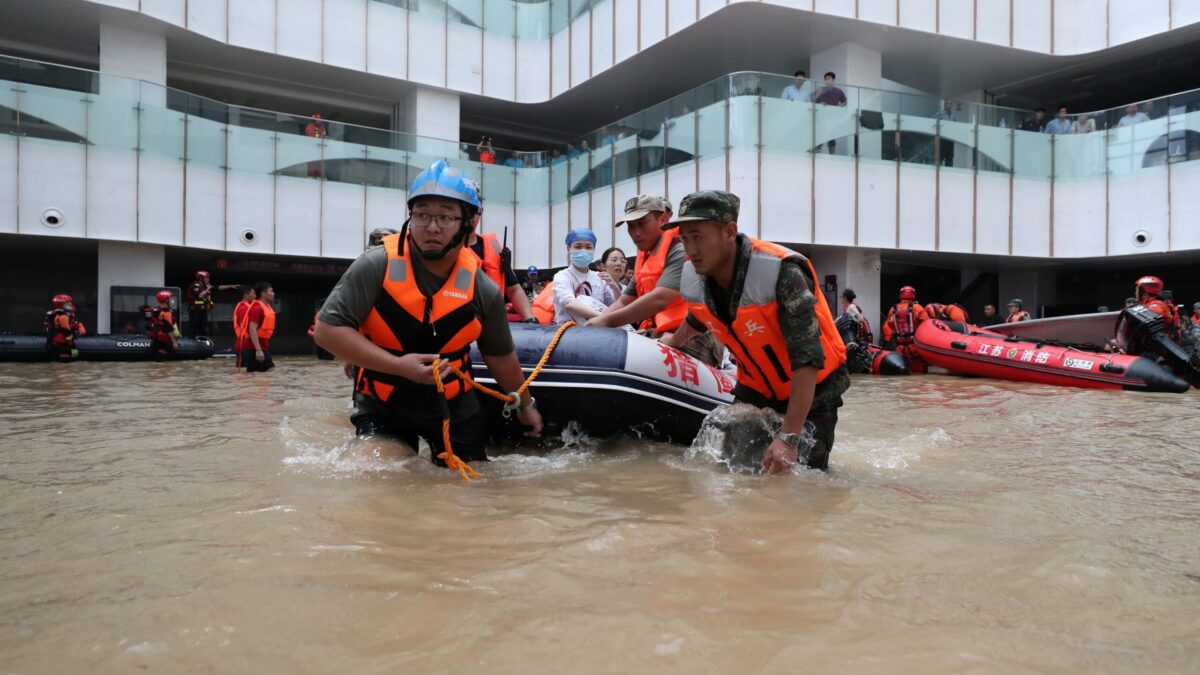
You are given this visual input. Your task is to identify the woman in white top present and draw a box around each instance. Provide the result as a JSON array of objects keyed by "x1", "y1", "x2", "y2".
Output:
[
  {"x1": 552, "y1": 228, "x2": 618, "y2": 324},
  {"x1": 1071, "y1": 114, "x2": 1096, "y2": 134}
]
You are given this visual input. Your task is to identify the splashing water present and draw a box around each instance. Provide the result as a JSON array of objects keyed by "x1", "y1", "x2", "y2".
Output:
[{"x1": 686, "y1": 403, "x2": 817, "y2": 474}]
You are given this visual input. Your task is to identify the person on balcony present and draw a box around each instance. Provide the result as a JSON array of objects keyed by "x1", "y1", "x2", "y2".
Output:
[
  {"x1": 477, "y1": 137, "x2": 496, "y2": 164},
  {"x1": 813, "y1": 71, "x2": 847, "y2": 153},
  {"x1": 1043, "y1": 106, "x2": 1073, "y2": 134},
  {"x1": 1019, "y1": 108, "x2": 1047, "y2": 133},
  {"x1": 780, "y1": 70, "x2": 814, "y2": 102}
]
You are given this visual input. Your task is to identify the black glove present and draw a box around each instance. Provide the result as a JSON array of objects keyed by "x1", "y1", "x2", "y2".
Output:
[{"x1": 523, "y1": 318, "x2": 539, "y2": 324}]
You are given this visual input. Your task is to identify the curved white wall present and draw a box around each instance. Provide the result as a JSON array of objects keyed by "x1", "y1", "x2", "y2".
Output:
[{"x1": 79, "y1": 0, "x2": 1200, "y2": 104}]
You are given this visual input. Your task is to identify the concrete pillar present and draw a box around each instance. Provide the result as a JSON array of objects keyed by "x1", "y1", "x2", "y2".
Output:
[
  {"x1": 809, "y1": 42, "x2": 882, "y2": 91},
  {"x1": 999, "y1": 268, "x2": 1057, "y2": 319},
  {"x1": 806, "y1": 247, "x2": 883, "y2": 333},
  {"x1": 96, "y1": 241, "x2": 164, "y2": 334},
  {"x1": 99, "y1": 20, "x2": 167, "y2": 104}
]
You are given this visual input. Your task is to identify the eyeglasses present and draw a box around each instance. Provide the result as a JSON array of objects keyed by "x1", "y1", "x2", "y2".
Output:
[{"x1": 410, "y1": 213, "x2": 463, "y2": 230}]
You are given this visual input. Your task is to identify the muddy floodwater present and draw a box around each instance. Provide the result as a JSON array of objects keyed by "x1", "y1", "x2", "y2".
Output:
[{"x1": 1, "y1": 358, "x2": 1198, "y2": 673}]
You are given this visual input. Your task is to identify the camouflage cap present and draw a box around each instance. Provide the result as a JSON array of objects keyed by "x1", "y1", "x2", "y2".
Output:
[
  {"x1": 663, "y1": 190, "x2": 740, "y2": 229},
  {"x1": 615, "y1": 194, "x2": 670, "y2": 226}
]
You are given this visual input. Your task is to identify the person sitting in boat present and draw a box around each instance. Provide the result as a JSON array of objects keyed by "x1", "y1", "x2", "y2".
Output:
[
  {"x1": 551, "y1": 228, "x2": 619, "y2": 324},
  {"x1": 148, "y1": 290, "x2": 180, "y2": 360},
  {"x1": 1133, "y1": 277, "x2": 1175, "y2": 325},
  {"x1": 926, "y1": 301, "x2": 970, "y2": 323},
  {"x1": 313, "y1": 160, "x2": 543, "y2": 470},
  {"x1": 44, "y1": 294, "x2": 86, "y2": 362},
  {"x1": 1004, "y1": 299, "x2": 1031, "y2": 323},
  {"x1": 661, "y1": 190, "x2": 849, "y2": 473},
  {"x1": 982, "y1": 304, "x2": 1001, "y2": 324},
  {"x1": 840, "y1": 288, "x2": 872, "y2": 345}
]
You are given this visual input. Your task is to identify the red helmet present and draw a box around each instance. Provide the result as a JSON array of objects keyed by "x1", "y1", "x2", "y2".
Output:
[
  {"x1": 899, "y1": 286, "x2": 917, "y2": 301},
  {"x1": 312, "y1": 113, "x2": 323, "y2": 120},
  {"x1": 156, "y1": 290, "x2": 174, "y2": 303},
  {"x1": 1134, "y1": 276, "x2": 1163, "y2": 295},
  {"x1": 196, "y1": 270, "x2": 210, "y2": 280},
  {"x1": 52, "y1": 293, "x2": 73, "y2": 308}
]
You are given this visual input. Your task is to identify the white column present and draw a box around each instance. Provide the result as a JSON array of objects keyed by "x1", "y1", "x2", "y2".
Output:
[
  {"x1": 99, "y1": 20, "x2": 168, "y2": 103},
  {"x1": 809, "y1": 42, "x2": 882, "y2": 91},
  {"x1": 806, "y1": 247, "x2": 882, "y2": 332},
  {"x1": 97, "y1": 241, "x2": 164, "y2": 334}
]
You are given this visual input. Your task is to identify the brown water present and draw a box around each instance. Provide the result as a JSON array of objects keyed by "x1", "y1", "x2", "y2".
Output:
[{"x1": 1, "y1": 359, "x2": 1199, "y2": 674}]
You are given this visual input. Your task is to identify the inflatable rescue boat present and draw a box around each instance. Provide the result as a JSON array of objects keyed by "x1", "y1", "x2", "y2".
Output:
[
  {"x1": 912, "y1": 319, "x2": 1188, "y2": 393},
  {"x1": 0, "y1": 334, "x2": 216, "y2": 362},
  {"x1": 835, "y1": 312, "x2": 910, "y2": 375},
  {"x1": 471, "y1": 324, "x2": 736, "y2": 443}
]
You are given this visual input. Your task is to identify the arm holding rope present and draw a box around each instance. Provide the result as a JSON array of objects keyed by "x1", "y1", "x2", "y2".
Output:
[
  {"x1": 482, "y1": 351, "x2": 544, "y2": 437},
  {"x1": 314, "y1": 321, "x2": 450, "y2": 384}
]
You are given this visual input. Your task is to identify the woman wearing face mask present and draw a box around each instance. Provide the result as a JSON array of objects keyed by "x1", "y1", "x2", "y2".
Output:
[
  {"x1": 598, "y1": 247, "x2": 627, "y2": 296},
  {"x1": 552, "y1": 228, "x2": 618, "y2": 324}
]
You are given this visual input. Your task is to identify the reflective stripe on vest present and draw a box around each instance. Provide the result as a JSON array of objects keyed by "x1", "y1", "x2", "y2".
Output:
[
  {"x1": 356, "y1": 233, "x2": 483, "y2": 403},
  {"x1": 893, "y1": 302, "x2": 917, "y2": 344},
  {"x1": 532, "y1": 285, "x2": 555, "y2": 325},
  {"x1": 634, "y1": 229, "x2": 688, "y2": 333},
  {"x1": 473, "y1": 232, "x2": 505, "y2": 290},
  {"x1": 679, "y1": 237, "x2": 847, "y2": 402}
]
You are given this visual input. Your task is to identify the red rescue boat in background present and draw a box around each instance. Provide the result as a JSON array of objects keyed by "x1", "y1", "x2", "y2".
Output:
[{"x1": 913, "y1": 320, "x2": 1189, "y2": 393}]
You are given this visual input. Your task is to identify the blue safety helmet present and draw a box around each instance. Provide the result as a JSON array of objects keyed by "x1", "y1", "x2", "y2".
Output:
[
  {"x1": 565, "y1": 227, "x2": 597, "y2": 247},
  {"x1": 407, "y1": 160, "x2": 482, "y2": 211},
  {"x1": 404, "y1": 160, "x2": 481, "y2": 260}
]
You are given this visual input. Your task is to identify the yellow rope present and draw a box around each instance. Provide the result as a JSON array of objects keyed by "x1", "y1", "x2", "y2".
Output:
[{"x1": 432, "y1": 321, "x2": 577, "y2": 481}]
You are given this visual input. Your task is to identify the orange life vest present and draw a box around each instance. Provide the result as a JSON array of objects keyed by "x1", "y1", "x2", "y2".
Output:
[
  {"x1": 149, "y1": 307, "x2": 175, "y2": 341},
  {"x1": 532, "y1": 286, "x2": 555, "y2": 325},
  {"x1": 237, "y1": 300, "x2": 276, "y2": 340},
  {"x1": 233, "y1": 300, "x2": 252, "y2": 348},
  {"x1": 680, "y1": 237, "x2": 846, "y2": 402},
  {"x1": 355, "y1": 234, "x2": 482, "y2": 403},
  {"x1": 1005, "y1": 310, "x2": 1031, "y2": 323},
  {"x1": 944, "y1": 304, "x2": 969, "y2": 323},
  {"x1": 471, "y1": 232, "x2": 505, "y2": 290},
  {"x1": 1191, "y1": 313, "x2": 1200, "y2": 327},
  {"x1": 634, "y1": 229, "x2": 688, "y2": 333}
]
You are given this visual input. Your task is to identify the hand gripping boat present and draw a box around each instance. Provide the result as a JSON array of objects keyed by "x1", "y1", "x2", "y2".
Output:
[
  {"x1": 0, "y1": 334, "x2": 216, "y2": 362},
  {"x1": 470, "y1": 324, "x2": 736, "y2": 443},
  {"x1": 912, "y1": 319, "x2": 1188, "y2": 393}
]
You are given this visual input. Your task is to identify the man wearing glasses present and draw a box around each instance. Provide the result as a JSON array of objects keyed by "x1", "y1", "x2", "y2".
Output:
[{"x1": 315, "y1": 161, "x2": 543, "y2": 468}]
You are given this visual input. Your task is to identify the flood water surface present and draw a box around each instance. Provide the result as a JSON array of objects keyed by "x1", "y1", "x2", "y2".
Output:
[{"x1": 1, "y1": 359, "x2": 1199, "y2": 673}]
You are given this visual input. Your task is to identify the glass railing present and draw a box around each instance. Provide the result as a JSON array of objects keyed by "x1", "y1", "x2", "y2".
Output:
[
  {"x1": 369, "y1": 0, "x2": 608, "y2": 39},
  {"x1": 5, "y1": 53, "x2": 1200, "y2": 245}
]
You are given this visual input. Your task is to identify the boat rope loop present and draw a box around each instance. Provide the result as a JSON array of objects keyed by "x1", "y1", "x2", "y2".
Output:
[{"x1": 431, "y1": 321, "x2": 577, "y2": 481}]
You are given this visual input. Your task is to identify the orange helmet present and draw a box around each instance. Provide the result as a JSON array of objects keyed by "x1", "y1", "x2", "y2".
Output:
[
  {"x1": 899, "y1": 286, "x2": 917, "y2": 301},
  {"x1": 156, "y1": 290, "x2": 174, "y2": 303},
  {"x1": 52, "y1": 294, "x2": 73, "y2": 308},
  {"x1": 1134, "y1": 276, "x2": 1163, "y2": 296},
  {"x1": 196, "y1": 270, "x2": 210, "y2": 280}
]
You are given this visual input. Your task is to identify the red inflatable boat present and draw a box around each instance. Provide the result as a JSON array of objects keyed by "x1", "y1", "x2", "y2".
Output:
[
  {"x1": 913, "y1": 320, "x2": 1189, "y2": 393},
  {"x1": 867, "y1": 346, "x2": 911, "y2": 375}
]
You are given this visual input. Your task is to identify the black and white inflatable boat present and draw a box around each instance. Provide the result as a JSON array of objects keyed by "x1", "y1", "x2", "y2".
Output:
[
  {"x1": 471, "y1": 324, "x2": 735, "y2": 444},
  {"x1": 0, "y1": 334, "x2": 216, "y2": 362}
]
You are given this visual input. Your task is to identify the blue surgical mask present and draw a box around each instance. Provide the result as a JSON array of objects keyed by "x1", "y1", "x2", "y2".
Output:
[{"x1": 570, "y1": 250, "x2": 594, "y2": 268}]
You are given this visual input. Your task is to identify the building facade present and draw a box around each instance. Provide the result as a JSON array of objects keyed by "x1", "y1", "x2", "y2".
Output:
[{"x1": 1, "y1": 0, "x2": 1198, "y2": 345}]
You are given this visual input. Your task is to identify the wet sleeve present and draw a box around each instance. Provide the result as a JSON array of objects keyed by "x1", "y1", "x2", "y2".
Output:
[
  {"x1": 776, "y1": 261, "x2": 825, "y2": 371},
  {"x1": 317, "y1": 248, "x2": 386, "y2": 328},
  {"x1": 655, "y1": 242, "x2": 686, "y2": 291},
  {"x1": 473, "y1": 271, "x2": 516, "y2": 357}
]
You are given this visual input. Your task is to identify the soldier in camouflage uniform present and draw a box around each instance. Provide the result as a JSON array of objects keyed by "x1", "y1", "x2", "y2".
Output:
[{"x1": 662, "y1": 191, "x2": 851, "y2": 472}]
